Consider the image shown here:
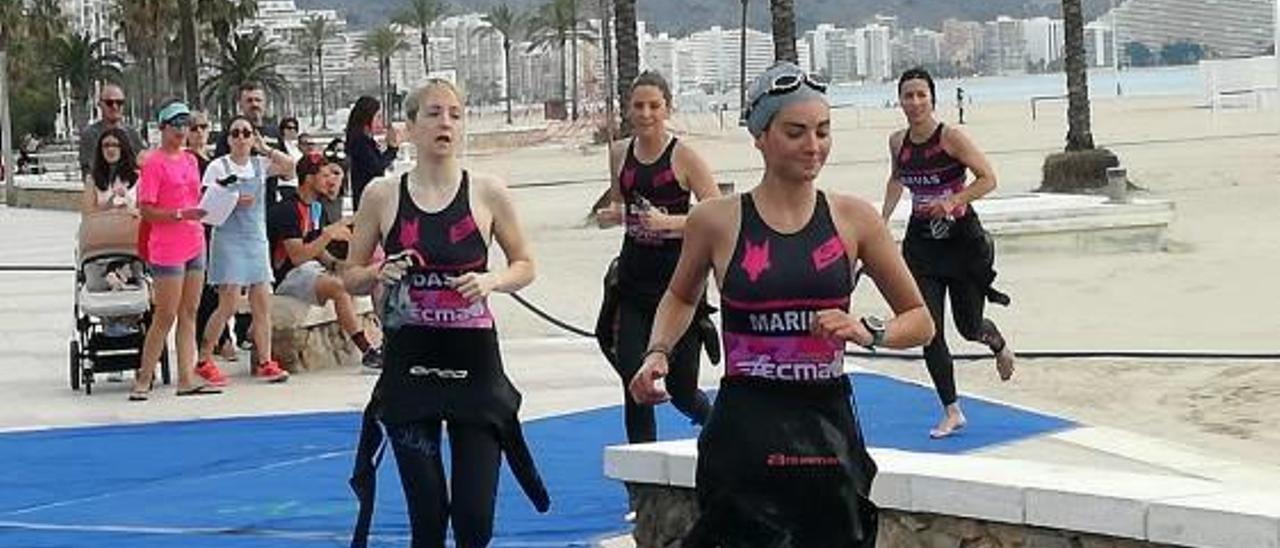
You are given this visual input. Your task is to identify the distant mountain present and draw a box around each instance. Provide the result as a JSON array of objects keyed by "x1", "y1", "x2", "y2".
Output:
[{"x1": 296, "y1": 0, "x2": 1117, "y2": 35}]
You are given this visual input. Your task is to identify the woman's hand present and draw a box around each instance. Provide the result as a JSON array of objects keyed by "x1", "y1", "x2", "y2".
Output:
[
  {"x1": 595, "y1": 202, "x2": 622, "y2": 228},
  {"x1": 811, "y1": 309, "x2": 872, "y2": 346},
  {"x1": 237, "y1": 193, "x2": 255, "y2": 207},
  {"x1": 629, "y1": 351, "x2": 671, "y2": 404},
  {"x1": 179, "y1": 208, "x2": 206, "y2": 221},
  {"x1": 925, "y1": 196, "x2": 963, "y2": 219},
  {"x1": 448, "y1": 272, "x2": 498, "y2": 303},
  {"x1": 637, "y1": 208, "x2": 675, "y2": 232}
]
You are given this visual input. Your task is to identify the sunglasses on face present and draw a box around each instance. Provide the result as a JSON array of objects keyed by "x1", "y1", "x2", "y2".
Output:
[
  {"x1": 750, "y1": 72, "x2": 829, "y2": 109},
  {"x1": 166, "y1": 116, "x2": 191, "y2": 129},
  {"x1": 229, "y1": 128, "x2": 255, "y2": 139},
  {"x1": 102, "y1": 99, "x2": 125, "y2": 108},
  {"x1": 188, "y1": 123, "x2": 210, "y2": 131},
  {"x1": 283, "y1": 125, "x2": 298, "y2": 131},
  {"x1": 101, "y1": 142, "x2": 121, "y2": 150}
]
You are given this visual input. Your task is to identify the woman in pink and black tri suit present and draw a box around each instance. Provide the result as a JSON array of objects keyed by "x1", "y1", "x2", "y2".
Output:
[
  {"x1": 631, "y1": 62, "x2": 934, "y2": 546},
  {"x1": 596, "y1": 71, "x2": 722, "y2": 445},
  {"x1": 343, "y1": 80, "x2": 549, "y2": 548},
  {"x1": 882, "y1": 67, "x2": 1016, "y2": 439}
]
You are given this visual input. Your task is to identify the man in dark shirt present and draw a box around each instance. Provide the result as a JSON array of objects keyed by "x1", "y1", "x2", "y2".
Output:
[
  {"x1": 79, "y1": 84, "x2": 146, "y2": 177},
  {"x1": 267, "y1": 152, "x2": 382, "y2": 371}
]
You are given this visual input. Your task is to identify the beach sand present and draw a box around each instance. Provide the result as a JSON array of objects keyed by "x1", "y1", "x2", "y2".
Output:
[{"x1": 462, "y1": 94, "x2": 1280, "y2": 470}]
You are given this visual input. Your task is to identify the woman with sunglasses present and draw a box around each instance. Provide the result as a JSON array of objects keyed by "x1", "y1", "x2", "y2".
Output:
[
  {"x1": 196, "y1": 116, "x2": 296, "y2": 385},
  {"x1": 630, "y1": 62, "x2": 933, "y2": 545},
  {"x1": 82, "y1": 128, "x2": 140, "y2": 215},
  {"x1": 595, "y1": 71, "x2": 721, "y2": 448},
  {"x1": 187, "y1": 111, "x2": 239, "y2": 363},
  {"x1": 133, "y1": 101, "x2": 219, "y2": 401},
  {"x1": 882, "y1": 67, "x2": 1015, "y2": 439},
  {"x1": 344, "y1": 80, "x2": 548, "y2": 547}
]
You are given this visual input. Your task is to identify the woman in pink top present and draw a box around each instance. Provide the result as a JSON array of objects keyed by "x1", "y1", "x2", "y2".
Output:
[{"x1": 132, "y1": 101, "x2": 222, "y2": 400}]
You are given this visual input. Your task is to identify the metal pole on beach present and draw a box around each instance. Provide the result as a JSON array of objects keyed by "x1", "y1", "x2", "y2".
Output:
[
  {"x1": 1111, "y1": 0, "x2": 1122, "y2": 96},
  {"x1": 1, "y1": 49, "x2": 15, "y2": 207}
]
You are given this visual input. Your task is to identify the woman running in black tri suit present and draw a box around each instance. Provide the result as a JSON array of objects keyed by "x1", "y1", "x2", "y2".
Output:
[
  {"x1": 631, "y1": 62, "x2": 934, "y2": 547},
  {"x1": 596, "y1": 71, "x2": 721, "y2": 444},
  {"x1": 344, "y1": 80, "x2": 548, "y2": 548},
  {"x1": 883, "y1": 67, "x2": 1016, "y2": 439}
]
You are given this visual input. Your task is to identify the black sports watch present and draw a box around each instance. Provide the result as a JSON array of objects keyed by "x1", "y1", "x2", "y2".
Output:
[{"x1": 860, "y1": 316, "x2": 886, "y2": 351}]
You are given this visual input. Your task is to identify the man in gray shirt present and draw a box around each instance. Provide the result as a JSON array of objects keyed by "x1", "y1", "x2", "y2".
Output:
[{"x1": 78, "y1": 84, "x2": 146, "y2": 177}]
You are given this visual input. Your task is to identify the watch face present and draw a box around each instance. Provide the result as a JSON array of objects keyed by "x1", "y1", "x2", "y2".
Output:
[{"x1": 864, "y1": 316, "x2": 886, "y2": 331}]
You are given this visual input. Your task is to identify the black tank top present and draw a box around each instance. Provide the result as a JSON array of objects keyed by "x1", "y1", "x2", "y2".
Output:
[
  {"x1": 617, "y1": 136, "x2": 690, "y2": 302},
  {"x1": 895, "y1": 123, "x2": 969, "y2": 219},
  {"x1": 380, "y1": 171, "x2": 494, "y2": 330},
  {"x1": 720, "y1": 192, "x2": 853, "y2": 382}
]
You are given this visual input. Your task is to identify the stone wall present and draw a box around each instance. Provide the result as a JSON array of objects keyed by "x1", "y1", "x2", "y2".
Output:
[{"x1": 628, "y1": 484, "x2": 1174, "y2": 548}]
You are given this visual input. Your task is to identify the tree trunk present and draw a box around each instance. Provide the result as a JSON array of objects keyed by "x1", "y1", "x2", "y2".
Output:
[
  {"x1": 421, "y1": 32, "x2": 430, "y2": 77},
  {"x1": 1061, "y1": 0, "x2": 1095, "y2": 151},
  {"x1": 318, "y1": 47, "x2": 328, "y2": 129},
  {"x1": 559, "y1": 37, "x2": 568, "y2": 103},
  {"x1": 503, "y1": 38, "x2": 513, "y2": 125},
  {"x1": 308, "y1": 60, "x2": 317, "y2": 125},
  {"x1": 769, "y1": 0, "x2": 798, "y2": 63},
  {"x1": 740, "y1": 0, "x2": 748, "y2": 117},
  {"x1": 569, "y1": 0, "x2": 579, "y2": 120},
  {"x1": 614, "y1": 0, "x2": 638, "y2": 136},
  {"x1": 178, "y1": 0, "x2": 200, "y2": 107}
]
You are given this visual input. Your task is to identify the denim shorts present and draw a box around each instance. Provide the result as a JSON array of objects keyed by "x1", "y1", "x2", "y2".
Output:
[{"x1": 149, "y1": 254, "x2": 206, "y2": 278}]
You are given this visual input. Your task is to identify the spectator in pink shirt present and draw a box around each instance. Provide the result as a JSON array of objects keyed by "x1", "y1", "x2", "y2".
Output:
[{"x1": 132, "y1": 101, "x2": 222, "y2": 401}]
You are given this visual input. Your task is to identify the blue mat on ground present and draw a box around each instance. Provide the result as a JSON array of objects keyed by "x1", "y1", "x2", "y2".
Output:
[{"x1": 0, "y1": 372, "x2": 1072, "y2": 547}]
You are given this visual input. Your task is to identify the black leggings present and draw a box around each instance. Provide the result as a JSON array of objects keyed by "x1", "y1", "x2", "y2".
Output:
[
  {"x1": 918, "y1": 275, "x2": 1007, "y2": 406},
  {"x1": 615, "y1": 298, "x2": 712, "y2": 444},
  {"x1": 386, "y1": 420, "x2": 502, "y2": 548}
]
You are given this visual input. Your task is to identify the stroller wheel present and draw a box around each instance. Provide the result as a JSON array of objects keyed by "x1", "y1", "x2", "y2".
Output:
[{"x1": 69, "y1": 340, "x2": 81, "y2": 391}]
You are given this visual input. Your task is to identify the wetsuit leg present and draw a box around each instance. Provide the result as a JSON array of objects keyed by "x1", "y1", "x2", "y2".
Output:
[
  {"x1": 387, "y1": 420, "x2": 449, "y2": 548},
  {"x1": 918, "y1": 276, "x2": 958, "y2": 406},
  {"x1": 950, "y1": 278, "x2": 1007, "y2": 353},
  {"x1": 615, "y1": 299, "x2": 657, "y2": 443},
  {"x1": 666, "y1": 326, "x2": 712, "y2": 426},
  {"x1": 447, "y1": 421, "x2": 503, "y2": 548}
]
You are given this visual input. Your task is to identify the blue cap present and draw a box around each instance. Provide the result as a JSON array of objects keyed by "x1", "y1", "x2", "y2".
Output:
[
  {"x1": 157, "y1": 101, "x2": 191, "y2": 126},
  {"x1": 744, "y1": 62, "x2": 828, "y2": 138}
]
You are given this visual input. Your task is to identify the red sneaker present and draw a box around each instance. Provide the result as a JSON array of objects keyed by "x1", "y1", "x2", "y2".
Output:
[
  {"x1": 195, "y1": 360, "x2": 229, "y2": 387},
  {"x1": 255, "y1": 360, "x2": 289, "y2": 383}
]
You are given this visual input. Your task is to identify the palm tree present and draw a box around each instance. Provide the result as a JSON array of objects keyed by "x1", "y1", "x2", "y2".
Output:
[
  {"x1": 394, "y1": 0, "x2": 449, "y2": 78},
  {"x1": 475, "y1": 4, "x2": 524, "y2": 125},
  {"x1": 293, "y1": 31, "x2": 319, "y2": 124},
  {"x1": 361, "y1": 25, "x2": 407, "y2": 117},
  {"x1": 177, "y1": 0, "x2": 199, "y2": 105},
  {"x1": 1061, "y1": 0, "x2": 1094, "y2": 150},
  {"x1": 198, "y1": 0, "x2": 258, "y2": 47},
  {"x1": 301, "y1": 14, "x2": 338, "y2": 128},
  {"x1": 768, "y1": 0, "x2": 797, "y2": 63},
  {"x1": 50, "y1": 33, "x2": 125, "y2": 132},
  {"x1": 113, "y1": 0, "x2": 178, "y2": 122},
  {"x1": 614, "y1": 0, "x2": 638, "y2": 132},
  {"x1": 528, "y1": 0, "x2": 594, "y2": 119},
  {"x1": 26, "y1": 0, "x2": 67, "y2": 47},
  {"x1": 201, "y1": 30, "x2": 285, "y2": 115}
]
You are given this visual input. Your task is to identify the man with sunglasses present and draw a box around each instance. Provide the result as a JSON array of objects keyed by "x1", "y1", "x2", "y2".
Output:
[
  {"x1": 267, "y1": 152, "x2": 382, "y2": 371},
  {"x1": 79, "y1": 84, "x2": 146, "y2": 177}
]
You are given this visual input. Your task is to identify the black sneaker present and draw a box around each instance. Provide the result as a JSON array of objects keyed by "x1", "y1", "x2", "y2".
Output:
[{"x1": 360, "y1": 347, "x2": 383, "y2": 375}]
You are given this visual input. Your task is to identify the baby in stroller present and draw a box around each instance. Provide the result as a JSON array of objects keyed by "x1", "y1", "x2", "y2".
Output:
[{"x1": 71, "y1": 209, "x2": 169, "y2": 393}]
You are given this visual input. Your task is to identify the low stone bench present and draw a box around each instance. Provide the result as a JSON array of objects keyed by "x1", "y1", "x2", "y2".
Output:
[
  {"x1": 886, "y1": 193, "x2": 1177, "y2": 254},
  {"x1": 605, "y1": 439, "x2": 1280, "y2": 548},
  {"x1": 270, "y1": 294, "x2": 378, "y2": 373}
]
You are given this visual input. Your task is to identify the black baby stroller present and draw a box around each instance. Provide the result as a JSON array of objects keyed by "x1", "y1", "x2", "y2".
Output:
[{"x1": 70, "y1": 209, "x2": 170, "y2": 394}]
